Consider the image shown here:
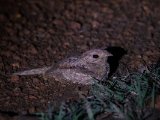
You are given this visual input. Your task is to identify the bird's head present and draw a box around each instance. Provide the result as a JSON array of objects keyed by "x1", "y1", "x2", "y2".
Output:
[{"x1": 81, "y1": 49, "x2": 112, "y2": 65}]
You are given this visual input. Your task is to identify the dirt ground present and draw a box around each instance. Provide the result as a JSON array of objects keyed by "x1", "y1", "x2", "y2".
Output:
[{"x1": 0, "y1": 0, "x2": 160, "y2": 119}]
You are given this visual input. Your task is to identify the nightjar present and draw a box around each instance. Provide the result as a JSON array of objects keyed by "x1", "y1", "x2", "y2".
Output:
[{"x1": 14, "y1": 49, "x2": 112, "y2": 85}]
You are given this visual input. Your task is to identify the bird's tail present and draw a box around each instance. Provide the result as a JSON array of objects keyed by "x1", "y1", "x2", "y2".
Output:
[{"x1": 13, "y1": 66, "x2": 51, "y2": 76}]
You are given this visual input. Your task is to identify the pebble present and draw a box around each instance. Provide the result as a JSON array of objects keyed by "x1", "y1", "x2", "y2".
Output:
[
  {"x1": 70, "y1": 21, "x2": 81, "y2": 31},
  {"x1": 10, "y1": 75, "x2": 19, "y2": 83}
]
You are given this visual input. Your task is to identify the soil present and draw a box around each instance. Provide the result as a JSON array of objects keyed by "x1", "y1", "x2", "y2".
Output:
[{"x1": 0, "y1": 0, "x2": 160, "y2": 119}]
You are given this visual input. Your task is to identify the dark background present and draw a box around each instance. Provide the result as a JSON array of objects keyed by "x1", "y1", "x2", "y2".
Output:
[{"x1": 0, "y1": 0, "x2": 160, "y2": 119}]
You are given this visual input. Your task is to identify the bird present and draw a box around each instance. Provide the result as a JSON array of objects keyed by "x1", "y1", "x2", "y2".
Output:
[{"x1": 13, "y1": 49, "x2": 112, "y2": 85}]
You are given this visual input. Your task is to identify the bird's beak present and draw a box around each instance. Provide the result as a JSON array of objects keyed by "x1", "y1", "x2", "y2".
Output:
[
  {"x1": 105, "y1": 50, "x2": 113, "y2": 57},
  {"x1": 108, "y1": 52, "x2": 113, "y2": 56},
  {"x1": 101, "y1": 48, "x2": 113, "y2": 56},
  {"x1": 104, "y1": 52, "x2": 113, "y2": 57}
]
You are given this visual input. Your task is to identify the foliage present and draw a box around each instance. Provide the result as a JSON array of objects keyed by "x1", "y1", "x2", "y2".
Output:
[{"x1": 37, "y1": 66, "x2": 160, "y2": 120}]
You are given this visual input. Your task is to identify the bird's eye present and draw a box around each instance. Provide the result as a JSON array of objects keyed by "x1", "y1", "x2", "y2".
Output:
[{"x1": 92, "y1": 54, "x2": 99, "y2": 58}]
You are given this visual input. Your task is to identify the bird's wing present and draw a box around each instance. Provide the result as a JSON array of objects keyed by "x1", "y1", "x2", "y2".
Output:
[
  {"x1": 13, "y1": 66, "x2": 51, "y2": 76},
  {"x1": 44, "y1": 57, "x2": 80, "y2": 74},
  {"x1": 58, "y1": 57, "x2": 79, "y2": 68}
]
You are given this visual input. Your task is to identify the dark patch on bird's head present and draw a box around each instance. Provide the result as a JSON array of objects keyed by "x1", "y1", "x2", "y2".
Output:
[{"x1": 104, "y1": 46, "x2": 127, "y2": 77}]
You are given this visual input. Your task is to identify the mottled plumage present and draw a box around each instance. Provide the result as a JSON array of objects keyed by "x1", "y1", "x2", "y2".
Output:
[{"x1": 13, "y1": 49, "x2": 112, "y2": 85}]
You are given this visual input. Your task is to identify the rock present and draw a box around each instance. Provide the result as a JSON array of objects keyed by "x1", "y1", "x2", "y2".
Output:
[
  {"x1": 70, "y1": 21, "x2": 81, "y2": 31},
  {"x1": 91, "y1": 20, "x2": 100, "y2": 29},
  {"x1": 10, "y1": 75, "x2": 19, "y2": 83}
]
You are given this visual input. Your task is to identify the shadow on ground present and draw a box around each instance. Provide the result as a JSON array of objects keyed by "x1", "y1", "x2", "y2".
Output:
[{"x1": 106, "y1": 46, "x2": 127, "y2": 77}]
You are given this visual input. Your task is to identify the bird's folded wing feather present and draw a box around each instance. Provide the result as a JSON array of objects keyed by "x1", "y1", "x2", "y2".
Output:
[
  {"x1": 13, "y1": 66, "x2": 51, "y2": 76},
  {"x1": 45, "y1": 57, "x2": 80, "y2": 74},
  {"x1": 58, "y1": 57, "x2": 80, "y2": 68}
]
